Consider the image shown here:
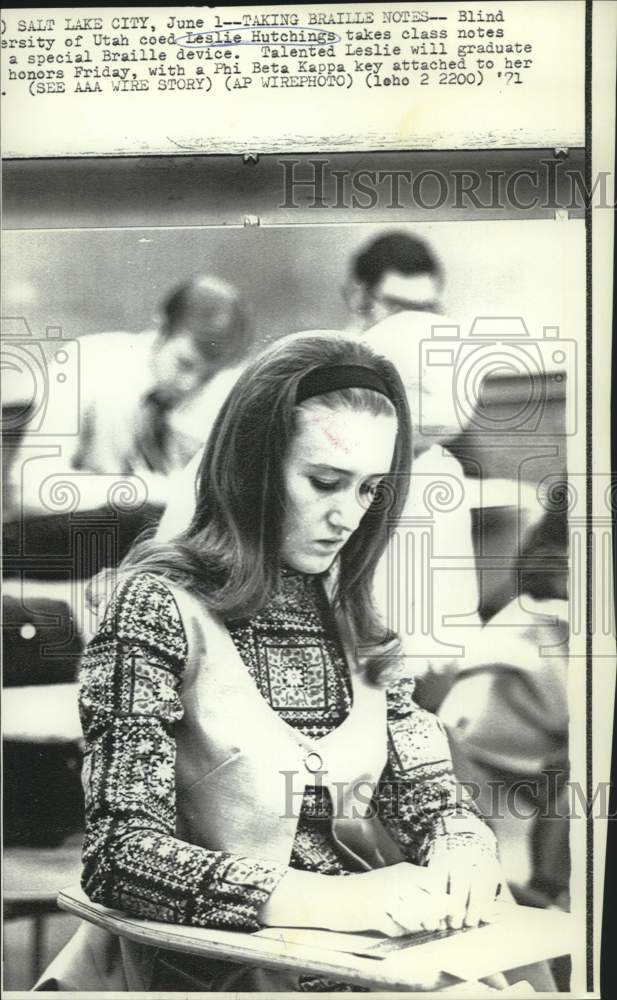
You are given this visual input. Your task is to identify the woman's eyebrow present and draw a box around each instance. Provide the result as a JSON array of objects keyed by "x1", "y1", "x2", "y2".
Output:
[
  {"x1": 306, "y1": 463, "x2": 351, "y2": 476},
  {"x1": 306, "y1": 463, "x2": 387, "y2": 479}
]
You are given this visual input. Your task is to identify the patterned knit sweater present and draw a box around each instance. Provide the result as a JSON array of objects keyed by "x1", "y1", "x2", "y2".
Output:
[{"x1": 79, "y1": 570, "x2": 496, "y2": 988}]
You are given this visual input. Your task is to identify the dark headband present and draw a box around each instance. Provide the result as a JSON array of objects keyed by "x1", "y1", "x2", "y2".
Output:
[{"x1": 296, "y1": 364, "x2": 394, "y2": 405}]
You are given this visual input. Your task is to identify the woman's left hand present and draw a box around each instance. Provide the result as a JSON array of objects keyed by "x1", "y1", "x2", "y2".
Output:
[{"x1": 426, "y1": 841, "x2": 502, "y2": 930}]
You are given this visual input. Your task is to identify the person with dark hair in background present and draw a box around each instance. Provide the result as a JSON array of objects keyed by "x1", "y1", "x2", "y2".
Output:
[
  {"x1": 11, "y1": 274, "x2": 252, "y2": 513},
  {"x1": 38, "y1": 333, "x2": 505, "y2": 992},
  {"x1": 344, "y1": 231, "x2": 444, "y2": 332}
]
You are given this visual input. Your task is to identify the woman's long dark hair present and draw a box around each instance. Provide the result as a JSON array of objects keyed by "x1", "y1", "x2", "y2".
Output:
[{"x1": 121, "y1": 334, "x2": 413, "y2": 681}]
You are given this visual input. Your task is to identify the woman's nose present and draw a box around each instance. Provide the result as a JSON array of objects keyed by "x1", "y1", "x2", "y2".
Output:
[{"x1": 327, "y1": 491, "x2": 363, "y2": 533}]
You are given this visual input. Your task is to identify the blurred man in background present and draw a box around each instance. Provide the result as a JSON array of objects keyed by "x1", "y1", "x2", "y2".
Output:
[
  {"x1": 344, "y1": 231, "x2": 444, "y2": 333},
  {"x1": 9, "y1": 274, "x2": 252, "y2": 513}
]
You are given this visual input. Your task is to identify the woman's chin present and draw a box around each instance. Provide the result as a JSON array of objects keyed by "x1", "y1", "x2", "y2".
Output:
[{"x1": 283, "y1": 551, "x2": 337, "y2": 575}]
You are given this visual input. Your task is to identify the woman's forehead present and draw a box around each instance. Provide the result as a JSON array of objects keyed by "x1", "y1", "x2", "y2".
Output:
[{"x1": 291, "y1": 404, "x2": 397, "y2": 468}]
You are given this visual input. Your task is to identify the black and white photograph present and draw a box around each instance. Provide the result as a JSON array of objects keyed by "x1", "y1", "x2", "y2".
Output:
[{"x1": 1, "y1": 3, "x2": 615, "y2": 997}]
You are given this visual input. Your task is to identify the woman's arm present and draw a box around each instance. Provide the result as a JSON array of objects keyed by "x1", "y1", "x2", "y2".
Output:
[
  {"x1": 79, "y1": 573, "x2": 287, "y2": 931},
  {"x1": 379, "y1": 673, "x2": 498, "y2": 858},
  {"x1": 378, "y1": 674, "x2": 501, "y2": 927}
]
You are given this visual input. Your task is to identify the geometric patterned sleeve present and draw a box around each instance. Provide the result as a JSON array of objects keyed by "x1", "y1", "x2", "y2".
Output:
[
  {"x1": 78, "y1": 573, "x2": 287, "y2": 931},
  {"x1": 377, "y1": 673, "x2": 498, "y2": 864}
]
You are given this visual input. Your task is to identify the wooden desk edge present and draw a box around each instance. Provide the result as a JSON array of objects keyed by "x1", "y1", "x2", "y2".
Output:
[{"x1": 57, "y1": 888, "x2": 445, "y2": 992}]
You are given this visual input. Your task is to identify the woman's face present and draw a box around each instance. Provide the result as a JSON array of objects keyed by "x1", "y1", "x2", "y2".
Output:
[{"x1": 280, "y1": 402, "x2": 398, "y2": 575}]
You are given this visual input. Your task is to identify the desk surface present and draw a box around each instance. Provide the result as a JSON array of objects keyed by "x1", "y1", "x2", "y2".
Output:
[{"x1": 58, "y1": 885, "x2": 574, "y2": 992}]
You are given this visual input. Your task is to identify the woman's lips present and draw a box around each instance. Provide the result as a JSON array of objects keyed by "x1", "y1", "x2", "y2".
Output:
[{"x1": 314, "y1": 538, "x2": 344, "y2": 550}]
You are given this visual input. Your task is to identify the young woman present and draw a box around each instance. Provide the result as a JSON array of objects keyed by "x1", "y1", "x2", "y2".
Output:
[{"x1": 76, "y1": 334, "x2": 501, "y2": 991}]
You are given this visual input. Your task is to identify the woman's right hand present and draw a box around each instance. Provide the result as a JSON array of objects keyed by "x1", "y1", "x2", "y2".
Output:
[
  {"x1": 259, "y1": 862, "x2": 451, "y2": 937},
  {"x1": 331, "y1": 862, "x2": 452, "y2": 936}
]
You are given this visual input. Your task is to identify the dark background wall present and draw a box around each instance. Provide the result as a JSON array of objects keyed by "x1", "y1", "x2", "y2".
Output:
[{"x1": 2, "y1": 150, "x2": 585, "y2": 230}]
